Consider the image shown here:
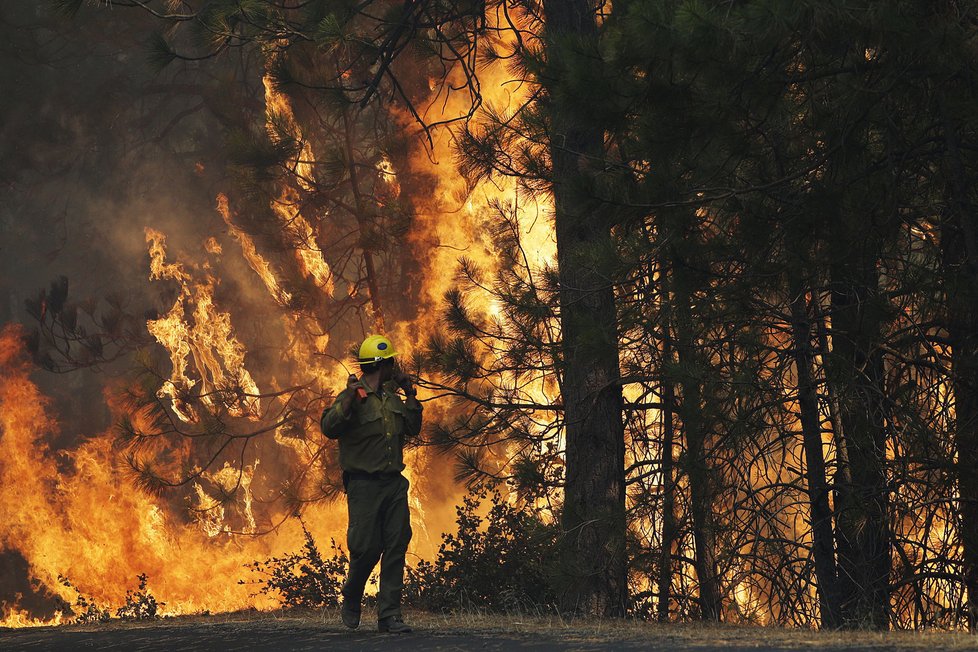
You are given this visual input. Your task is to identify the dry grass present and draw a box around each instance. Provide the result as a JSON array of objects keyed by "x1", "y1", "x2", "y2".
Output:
[
  {"x1": 24, "y1": 608, "x2": 978, "y2": 649},
  {"x1": 399, "y1": 611, "x2": 978, "y2": 649}
]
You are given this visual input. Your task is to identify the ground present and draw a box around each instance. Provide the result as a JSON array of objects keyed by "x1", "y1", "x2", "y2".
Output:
[{"x1": 2, "y1": 611, "x2": 977, "y2": 651}]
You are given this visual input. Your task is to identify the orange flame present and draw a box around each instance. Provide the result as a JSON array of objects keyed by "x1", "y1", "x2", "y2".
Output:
[
  {"x1": 216, "y1": 194, "x2": 293, "y2": 307},
  {"x1": 262, "y1": 66, "x2": 335, "y2": 295},
  {"x1": 2, "y1": 8, "x2": 561, "y2": 628},
  {"x1": 0, "y1": 325, "x2": 297, "y2": 624},
  {"x1": 145, "y1": 228, "x2": 261, "y2": 421}
]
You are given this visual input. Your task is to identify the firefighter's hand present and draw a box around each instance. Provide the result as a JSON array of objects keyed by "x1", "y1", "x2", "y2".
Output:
[
  {"x1": 392, "y1": 369, "x2": 415, "y2": 393},
  {"x1": 340, "y1": 374, "x2": 358, "y2": 413}
]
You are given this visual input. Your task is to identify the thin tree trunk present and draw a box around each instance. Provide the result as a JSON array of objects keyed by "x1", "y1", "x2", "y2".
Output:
[
  {"x1": 939, "y1": 95, "x2": 978, "y2": 631},
  {"x1": 829, "y1": 250, "x2": 891, "y2": 630},
  {"x1": 657, "y1": 269, "x2": 677, "y2": 623},
  {"x1": 788, "y1": 280, "x2": 842, "y2": 628},
  {"x1": 544, "y1": 0, "x2": 627, "y2": 617},
  {"x1": 813, "y1": 294, "x2": 851, "y2": 484},
  {"x1": 671, "y1": 256, "x2": 721, "y2": 622},
  {"x1": 340, "y1": 104, "x2": 386, "y2": 332},
  {"x1": 812, "y1": 290, "x2": 856, "y2": 597}
]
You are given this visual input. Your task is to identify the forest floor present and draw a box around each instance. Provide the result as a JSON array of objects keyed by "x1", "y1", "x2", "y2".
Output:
[{"x1": 2, "y1": 609, "x2": 977, "y2": 651}]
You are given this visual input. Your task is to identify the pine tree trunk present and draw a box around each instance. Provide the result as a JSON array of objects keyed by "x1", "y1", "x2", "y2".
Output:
[
  {"x1": 813, "y1": 295, "x2": 851, "y2": 486},
  {"x1": 829, "y1": 248, "x2": 891, "y2": 630},
  {"x1": 544, "y1": 0, "x2": 628, "y2": 617},
  {"x1": 340, "y1": 104, "x2": 385, "y2": 332},
  {"x1": 788, "y1": 280, "x2": 842, "y2": 628},
  {"x1": 657, "y1": 268, "x2": 677, "y2": 623},
  {"x1": 946, "y1": 255, "x2": 978, "y2": 632},
  {"x1": 671, "y1": 250, "x2": 721, "y2": 622},
  {"x1": 939, "y1": 96, "x2": 978, "y2": 630}
]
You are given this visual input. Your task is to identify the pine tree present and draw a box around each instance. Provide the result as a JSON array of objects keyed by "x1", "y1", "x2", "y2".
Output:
[
  {"x1": 936, "y1": 38, "x2": 978, "y2": 631},
  {"x1": 542, "y1": 0, "x2": 628, "y2": 617}
]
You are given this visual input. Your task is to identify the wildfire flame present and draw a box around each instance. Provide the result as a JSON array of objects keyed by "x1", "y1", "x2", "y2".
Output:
[
  {"x1": 145, "y1": 227, "x2": 261, "y2": 422},
  {"x1": 1, "y1": 7, "x2": 558, "y2": 629},
  {"x1": 216, "y1": 194, "x2": 293, "y2": 307},
  {"x1": 0, "y1": 326, "x2": 285, "y2": 621},
  {"x1": 262, "y1": 66, "x2": 335, "y2": 295}
]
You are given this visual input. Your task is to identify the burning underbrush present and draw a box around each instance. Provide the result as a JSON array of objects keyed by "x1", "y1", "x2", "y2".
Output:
[
  {"x1": 0, "y1": 324, "x2": 279, "y2": 625},
  {"x1": 59, "y1": 573, "x2": 163, "y2": 624},
  {"x1": 0, "y1": 323, "x2": 560, "y2": 627},
  {"x1": 0, "y1": 324, "x2": 383, "y2": 626}
]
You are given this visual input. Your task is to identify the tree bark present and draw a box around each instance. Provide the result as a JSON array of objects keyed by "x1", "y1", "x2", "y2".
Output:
[
  {"x1": 829, "y1": 247, "x2": 891, "y2": 630},
  {"x1": 788, "y1": 280, "x2": 843, "y2": 628},
  {"x1": 672, "y1": 270, "x2": 722, "y2": 622},
  {"x1": 657, "y1": 268, "x2": 677, "y2": 623},
  {"x1": 544, "y1": 0, "x2": 627, "y2": 617},
  {"x1": 939, "y1": 95, "x2": 978, "y2": 630},
  {"x1": 946, "y1": 263, "x2": 978, "y2": 632}
]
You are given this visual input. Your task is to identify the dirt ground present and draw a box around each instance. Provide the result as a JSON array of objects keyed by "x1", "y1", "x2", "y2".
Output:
[{"x1": 2, "y1": 610, "x2": 978, "y2": 651}]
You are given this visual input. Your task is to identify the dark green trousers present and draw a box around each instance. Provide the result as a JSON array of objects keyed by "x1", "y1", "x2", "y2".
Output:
[{"x1": 342, "y1": 473, "x2": 412, "y2": 620}]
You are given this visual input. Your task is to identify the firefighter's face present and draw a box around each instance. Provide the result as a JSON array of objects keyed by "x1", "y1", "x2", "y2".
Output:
[{"x1": 378, "y1": 358, "x2": 396, "y2": 382}]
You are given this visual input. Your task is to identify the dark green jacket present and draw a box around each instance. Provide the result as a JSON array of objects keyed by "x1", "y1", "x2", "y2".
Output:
[{"x1": 320, "y1": 379, "x2": 422, "y2": 473}]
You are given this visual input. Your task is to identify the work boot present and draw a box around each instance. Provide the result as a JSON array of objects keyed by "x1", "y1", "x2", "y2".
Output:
[
  {"x1": 340, "y1": 599, "x2": 361, "y2": 629},
  {"x1": 378, "y1": 616, "x2": 412, "y2": 633}
]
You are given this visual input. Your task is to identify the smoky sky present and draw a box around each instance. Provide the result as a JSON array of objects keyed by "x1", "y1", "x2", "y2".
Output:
[{"x1": 0, "y1": 4, "x2": 265, "y2": 440}]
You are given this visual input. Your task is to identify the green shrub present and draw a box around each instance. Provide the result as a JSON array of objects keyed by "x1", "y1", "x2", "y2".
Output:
[
  {"x1": 59, "y1": 575, "x2": 110, "y2": 624},
  {"x1": 404, "y1": 488, "x2": 559, "y2": 613},
  {"x1": 248, "y1": 491, "x2": 558, "y2": 614},
  {"x1": 115, "y1": 573, "x2": 164, "y2": 620},
  {"x1": 246, "y1": 521, "x2": 349, "y2": 609}
]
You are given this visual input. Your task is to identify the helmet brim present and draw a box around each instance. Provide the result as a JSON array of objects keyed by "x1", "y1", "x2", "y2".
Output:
[{"x1": 357, "y1": 351, "x2": 399, "y2": 363}]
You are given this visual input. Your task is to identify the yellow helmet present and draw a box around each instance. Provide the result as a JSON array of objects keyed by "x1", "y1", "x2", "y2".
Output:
[{"x1": 357, "y1": 334, "x2": 398, "y2": 363}]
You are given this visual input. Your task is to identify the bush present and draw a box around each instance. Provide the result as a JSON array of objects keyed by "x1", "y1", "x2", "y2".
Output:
[
  {"x1": 59, "y1": 575, "x2": 110, "y2": 624},
  {"x1": 115, "y1": 573, "x2": 164, "y2": 620},
  {"x1": 247, "y1": 490, "x2": 558, "y2": 614},
  {"x1": 60, "y1": 574, "x2": 163, "y2": 623},
  {"x1": 404, "y1": 487, "x2": 559, "y2": 613},
  {"x1": 246, "y1": 521, "x2": 349, "y2": 609}
]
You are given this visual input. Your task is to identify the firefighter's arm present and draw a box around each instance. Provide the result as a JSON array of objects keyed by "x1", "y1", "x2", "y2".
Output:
[
  {"x1": 320, "y1": 376, "x2": 359, "y2": 439},
  {"x1": 403, "y1": 392, "x2": 423, "y2": 438},
  {"x1": 393, "y1": 369, "x2": 423, "y2": 437}
]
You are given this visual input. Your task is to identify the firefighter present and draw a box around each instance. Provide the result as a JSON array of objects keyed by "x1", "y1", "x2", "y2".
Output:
[{"x1": 320, "y1": 334, "x2": 422, "y2": 634}]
